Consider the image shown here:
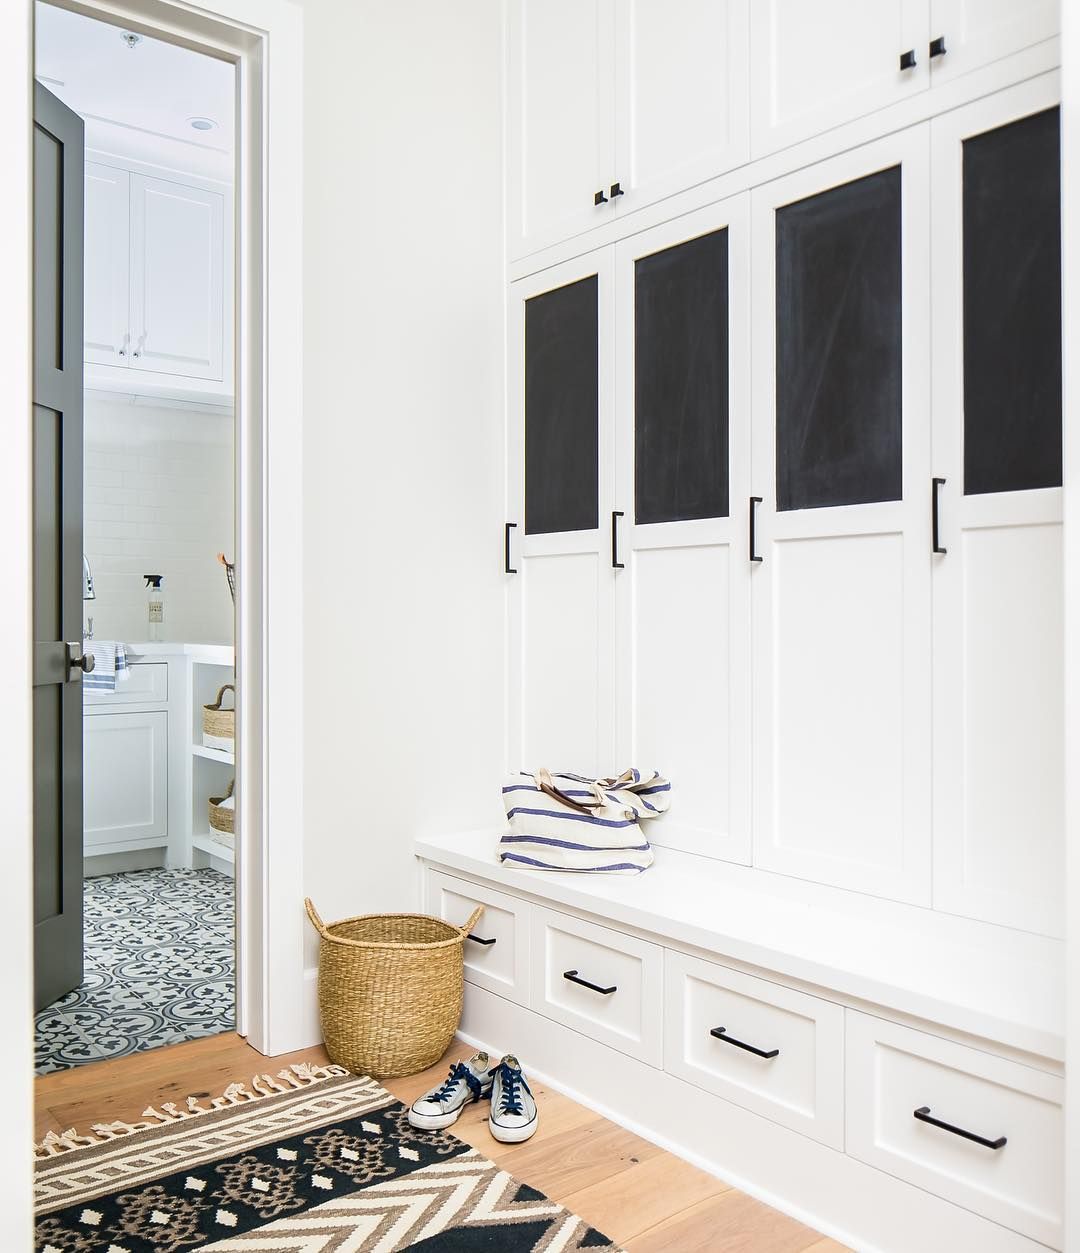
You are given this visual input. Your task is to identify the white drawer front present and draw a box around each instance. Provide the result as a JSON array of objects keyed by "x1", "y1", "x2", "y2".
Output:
[
  {"x1": 530, "y1": 906, "x2": 662, "y2": 1066},
  {"x1": 664, "y1": 951, "x2": 844, "y2": 1148},
  {"x1": 846, "y1": 1012, "x2": 1063, "y2": 1247},
  {"x1": 83, "y1": 661, "x2": 168, "y2": 706},
  {"x1": 425, "y1": 870, "x2": 530, "y2": 1005}
]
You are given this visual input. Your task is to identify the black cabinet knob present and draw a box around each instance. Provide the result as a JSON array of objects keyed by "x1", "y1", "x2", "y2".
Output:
[
  {"x1": 594, "y1": 189, "x2": 609, "y2": 206},
  {"x1": 610, "y1": 181, "x2": 624, "y2": 198},
  {"x1": 899, "y1": 49, "x2": 916, "y2": 71},
  {"x1": 929, "y1": 35, "x2": 946, "y2": 57}
]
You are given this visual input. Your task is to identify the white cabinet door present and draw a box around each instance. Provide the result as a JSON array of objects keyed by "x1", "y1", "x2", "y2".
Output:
[
  {"x1": 613, "y1": 197, "x2": 751, "y2": 863},
  {"x1": 508, "y1": 0, "x2": 615, "y2": 260},
  {"x1": 928, "y1": 0, "x2": 1059, "y2": 86},
  {"x1": 612, "y1": 0, "x2": 749, "y2": 216},
  {"x1": 130, "y1": 172, "x2": 226, "y2": 381},
  {"x1": 750, "y1": 130, "x2": 932, "y2": 904},
  {"x1": 930, "y1": 78, "x2": 1063, "y2": 936},
  {"x1": 750, "y1": 0, "x2": 929, "y2": 158},
  {"x1": 84, "y1": 710, "x2": 168, "y2": 851},
  {"x1": 507, "y1": 252, "x2": 616, "y2": 778},
  {"x1": 84, "y1": 162, "x2": 130, "y2": 368}
]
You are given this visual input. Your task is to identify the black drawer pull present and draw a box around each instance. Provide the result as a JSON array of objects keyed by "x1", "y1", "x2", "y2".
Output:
[
  {"x1": 710, "y1": 1026, "x2": 780, "y2": 1059},
  {"x1": 913, "y1": 1106, "x2": 1006, "y2": 1150},
  {"x1": 594, "y1": 189, "x2": 609, "y2": 206},
  {"x1": 467, "y1": 933, "x2": 497, "y2": 946},
  {"x1": 504, "y1": 521, "x2": 517, "y2": 574},
  {"x1": 563, "y1": 969, "x2": 617, "y2": 995},
  {"x1": 899, "y1": 49, "x2": 916, "y2": 70},
  {"x1": 749, "y1": 496, "x2": 763, "y2": 563},
  {"x1": 929, "y1": 35, "x2": 947, "y2": 58},
  {"x1": 611, "y1": 510, "x2": 625, "y2": 569},
  {"x1": 610, "y1": 181, "x2": 624, "y2": 198},
  {"x1": 932, "y1": 477, "x2": 947, "y2": 555}
]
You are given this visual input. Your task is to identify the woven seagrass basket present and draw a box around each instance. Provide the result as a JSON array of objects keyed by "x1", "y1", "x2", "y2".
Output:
[
  {"x1": 208, "y1": 779, "x2": 235, "y2": 836},
  {"x1": 202, "y1": 684, "x2": 235, "y2": 747},
  {"x1": 304, "y1": 898, "x2": 483, "y2": 1078}
]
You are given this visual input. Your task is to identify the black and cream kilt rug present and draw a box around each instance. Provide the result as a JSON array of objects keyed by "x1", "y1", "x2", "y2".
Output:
[{"x1": 34, "y1": 1062, "x2": 621, "y2": 1251}]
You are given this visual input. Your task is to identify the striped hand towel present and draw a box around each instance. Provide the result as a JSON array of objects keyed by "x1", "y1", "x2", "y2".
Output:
[
  {"x1": 83, "y1": 641, "x2": 131, "y2": 692},
  {"x1": 499, "y1": 768, "x2": 671, "y2": 874}
]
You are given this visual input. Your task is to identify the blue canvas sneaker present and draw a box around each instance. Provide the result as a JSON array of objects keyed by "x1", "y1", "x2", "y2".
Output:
[{"x1": 407, "y1": 1052, "x2": 494, "y2": 1130}]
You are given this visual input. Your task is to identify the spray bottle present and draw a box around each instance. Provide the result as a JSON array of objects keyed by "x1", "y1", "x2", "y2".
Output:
[{"x1": 144, "y1": 575, "x2": 165, "y2": 642}]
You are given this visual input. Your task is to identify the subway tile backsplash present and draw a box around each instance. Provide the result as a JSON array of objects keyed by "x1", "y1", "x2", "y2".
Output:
[{"x1": 84, "y1": 392, "x2": 235, "y2": 644}]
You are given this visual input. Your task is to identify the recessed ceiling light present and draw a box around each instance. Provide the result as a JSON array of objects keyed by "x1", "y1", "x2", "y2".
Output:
[
  {"x1": 120, "y1": 31, "x2": 142, "y2": 49},
  {"x1": 188, "y1": 117, "x2": 217, "y2": 132}
]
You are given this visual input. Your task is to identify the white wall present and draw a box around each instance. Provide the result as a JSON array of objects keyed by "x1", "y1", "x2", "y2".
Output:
[
  {"x1": 84, "y1": 393, "x2": 235, "y2": 644},
  {"x1": 301, "y1": 0, "x2": 506, "y2": 946}
]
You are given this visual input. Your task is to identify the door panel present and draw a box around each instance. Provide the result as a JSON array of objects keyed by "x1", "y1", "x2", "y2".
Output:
[
  {"x1": 615, "y1": 199, "x2": 750, "y2": 863},
  {"x1": 33, "y1": 83, "x2": 85, "y2": 1012},
  {"x1": 508, "y1": 0, "x2": 613, "y2": 259},
  {"x1": 84, "y1": 711, "x2": 168, "y2": 849},
  {"x1": 750, "y1": 0, "x2": 928, "y2": 158},
  {"x1": 752, "y1": 131, "x2": 931, "y2": 903},
  {"x1": 84, "y1": 162, "x2": 130, "y2": 368},
  {"x1": 508, "y1": 252, "x2": 615, "y2": 779},
  {"x1": 928, "y1": 0, "x2": 1059, "y2": 86},
  {"x1": 130, "y1": 172, "x2": 225, "y2": 379},
  {"x1": 931, "y1": 77, "x2": 1063, "y2": 935}
]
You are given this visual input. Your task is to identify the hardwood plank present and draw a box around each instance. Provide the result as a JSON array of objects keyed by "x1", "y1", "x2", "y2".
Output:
[
  {"x1": 560, "y1": 1149, "x2": 731, "y2": 1245},
  {"x1": 805, "y1": 1240, "x2": 852, "y2": 1252},
  {"x1": 628, "y1": 1189, "x2": 826, "y2": 1253}
]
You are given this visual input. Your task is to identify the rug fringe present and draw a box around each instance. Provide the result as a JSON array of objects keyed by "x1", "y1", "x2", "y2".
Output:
[{"x1": 34, "y1": 1062, "x2": 350, "y2": 1160}]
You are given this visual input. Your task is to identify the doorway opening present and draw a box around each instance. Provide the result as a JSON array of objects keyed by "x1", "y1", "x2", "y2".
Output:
[{"x1": 33, "y1": 3, "x2": 239, "y2": 1074}]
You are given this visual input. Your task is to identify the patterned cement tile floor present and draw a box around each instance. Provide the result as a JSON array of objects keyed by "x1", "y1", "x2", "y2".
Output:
[{"x1": 35, "y1": 867, "x2": 235, "y2": 1075}]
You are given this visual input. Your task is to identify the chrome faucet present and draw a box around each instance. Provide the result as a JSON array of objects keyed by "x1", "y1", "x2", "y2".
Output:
[{"x1": 83, "y1": 554, "x2": 96, "y2": 641}]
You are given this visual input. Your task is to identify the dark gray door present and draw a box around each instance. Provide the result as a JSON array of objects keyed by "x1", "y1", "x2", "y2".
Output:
[{"x1": 33, "y1": 82, "x2": 86, "y2": 1012}]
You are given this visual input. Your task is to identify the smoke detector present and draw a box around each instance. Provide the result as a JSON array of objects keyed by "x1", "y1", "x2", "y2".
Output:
[{"x1": 120, "y1": 31, "x2": 142, "y2": 49}]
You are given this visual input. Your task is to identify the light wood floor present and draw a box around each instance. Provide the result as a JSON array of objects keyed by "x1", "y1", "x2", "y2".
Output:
[{"x1": 35, "y1": 1032, "x2": 849, "y2": 1251}]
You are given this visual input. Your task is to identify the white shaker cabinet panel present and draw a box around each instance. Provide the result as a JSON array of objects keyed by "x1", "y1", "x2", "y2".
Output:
[
  {"x1": 750, "y1": 131, "x2": 932, "y2": 904},
  {"x1": 129, "y1": 172, "x2": 226, "y2": 381},
  {"x1": 927, "y1": 0, "x2": 1059, "y2": 86},
  {"x1": 930, "y1": 79, "x2": 1064, "y2": 936},
  {"x1": 750, "y1": 0, "x2": 928, "y2": 158},
  {"x1": 84, "y1": 710, "x2": 168, "y2": 850},
  {"x1": 507, "y1": 252, "x2": 616, "y2": 779},
  {"x1": 613, "y1": 0, "x2": 748, "y2": 215},
  {"x1": 508, "y1": 0, "x2": 615, "y2": 260},
  {"x1": 84, "y1": 162, "x2": 131, "y2": 368},
  {"x1": 613, "y1": 198, "x2": 751, "y2": 864}
]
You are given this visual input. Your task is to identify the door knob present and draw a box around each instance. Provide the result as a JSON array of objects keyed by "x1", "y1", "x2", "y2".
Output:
[
  {"x1": 899, "y1": 49, "x2": 916, "y2": 70},
  {"x1": 929, "y1": 35, "x2": 946, "y2": 57},
  {"x1": 610, "y1": 181, "x2": 624, "y2": 198},
  {"x1": 594, "y1": 189, "x2": 609, "y2": 206},
  {"x1": 67, "y1": 642, "x2": 96, "y2": 675}
]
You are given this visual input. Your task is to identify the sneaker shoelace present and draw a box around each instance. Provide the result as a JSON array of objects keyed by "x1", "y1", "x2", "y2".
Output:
[
  {"x1": 431, "y1": 1061, "x2": 483, "y2": 1106},
  {"x1": 493, "y1": 1063, "x2": 532, "y2": 1117}
]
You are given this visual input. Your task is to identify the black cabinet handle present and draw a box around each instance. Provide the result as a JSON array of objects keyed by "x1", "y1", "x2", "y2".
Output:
[
  {"x1": 594, "y1": 189, "x2": 609, "y2": 206},
  {"x1": 899, "y1": 49, "x2": 917, "y2": 70},
  {"x1": 749, "y1": 496, "x2": 763, "y2": 563},
  {"x1": 710, "y1": 1026, "x2": 780, "y2": 1059},
  {"x1": 612, "y1": 510, "x2": 625, "y2": 569},
  {"x1": 467, "y1": 933, "x2": 497, "y2": 946},
  {"x1": 929, "y1": 35, "x2": 947, "y2": 58},
  {"x1": 932, "y1": 477, "x2": 947, "y2": 555},
  {"x1": 913, "y1": 1106, "x2": 1006, "y2": 1150},
  {"x1": 504, "y1": 521, "x2": 518, "y2": 574},
  {"x1": 563, "y1": 969, "x2": 617, "y2": 995},
  {"x1": 610, "y1": 181, "x2": 624, "y2": 198}
]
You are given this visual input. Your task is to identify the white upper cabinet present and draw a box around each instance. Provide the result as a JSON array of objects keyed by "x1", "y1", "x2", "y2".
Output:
[
  {"x1": 927, "y1": 0, "x2": 1059, "y2": 86},
  {"x1": 612, "y1": 0, "x2": 749, "y2": 218},
  {"x1": 82, "y1": 156, "x2": 232, "y2": 402},
  {"x1": 130, "y1": 173, "x2": 226, "y2": 382},
  {"x1": 508, "y1": 0, "x2": 613, "y2": 261},
  {"x1": 750, "y1": 0, "x2": 929, "y2": 158},
  {"x1": 84, "y1": 162, "x2": 131, "y2": 367}
]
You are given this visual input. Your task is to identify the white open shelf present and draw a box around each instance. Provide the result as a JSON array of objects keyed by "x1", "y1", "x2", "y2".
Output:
[
  {"x1": 192, "y1": 741, "x2": 234, "y2": 766},
  {"x1": 193, "y1": 828, "x2": 235, "y2": 865}
]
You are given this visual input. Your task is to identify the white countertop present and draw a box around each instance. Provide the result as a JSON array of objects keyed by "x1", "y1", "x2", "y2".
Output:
[
  {"x1": 124, "y1": 641, "x2": 235, "y2": 665},
  {"x1": 416, "y1": 829, "x2": 1065, "y2": 1063}
]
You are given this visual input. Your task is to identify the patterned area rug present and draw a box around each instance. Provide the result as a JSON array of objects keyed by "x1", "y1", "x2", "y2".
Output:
[
  {"x1": 34, "y1": 1063, "x2": 621, "y2": 1251},
  {"x1": 35, "y1": 868, "x2": 235, "y2": 1075}
]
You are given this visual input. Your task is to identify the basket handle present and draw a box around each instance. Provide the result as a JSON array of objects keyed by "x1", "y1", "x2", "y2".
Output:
[
  {"x1": 460, "y1": 905, "x2": 484, "y2": 936},
  {"x1": 304, "y1": 897, "x2": 330, "y2": 940},
  {"x1": 207, "y1": 684, "x2": 235, "y2": 711}
]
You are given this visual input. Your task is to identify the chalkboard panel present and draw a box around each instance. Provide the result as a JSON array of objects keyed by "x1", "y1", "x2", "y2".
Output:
[
  {"x1": 635, "y1": 229, "x2": 729, "y2": 524},
  {"x1": 775, "y1": 167, "x2": 903, "y2": 512},
  {"x1": 525, "y1": 276, "x2": 599, "y2": 534},
  {"x1": 964, "y1": 107, "x2": 1061, "y2": 496}
]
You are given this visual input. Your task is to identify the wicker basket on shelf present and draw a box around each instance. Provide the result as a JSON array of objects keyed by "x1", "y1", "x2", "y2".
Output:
[
  {"x1": 304, "y1": 898, "x2": 482, "y2": 1078},
  {"x1": 208, "y1": 779, "x2": 235, "y2": 836},
  {"x1": 202, "y1": 684, "x2": 235, "y2": 749}
]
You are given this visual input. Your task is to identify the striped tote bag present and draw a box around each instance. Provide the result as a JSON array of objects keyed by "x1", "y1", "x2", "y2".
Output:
[{"x1": 499, "y1": 768, "x2": 671, "y2": 874}]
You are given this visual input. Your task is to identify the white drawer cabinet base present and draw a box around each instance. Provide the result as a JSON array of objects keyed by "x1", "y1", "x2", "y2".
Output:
[{"x1": 458, "y1": 983, "x2": 1051, "y2": 1253}]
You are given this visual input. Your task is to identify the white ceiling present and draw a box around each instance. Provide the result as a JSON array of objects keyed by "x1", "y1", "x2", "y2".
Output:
[{"x1": 35, "y1": 3, "x2": 234, "y2": 181}]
